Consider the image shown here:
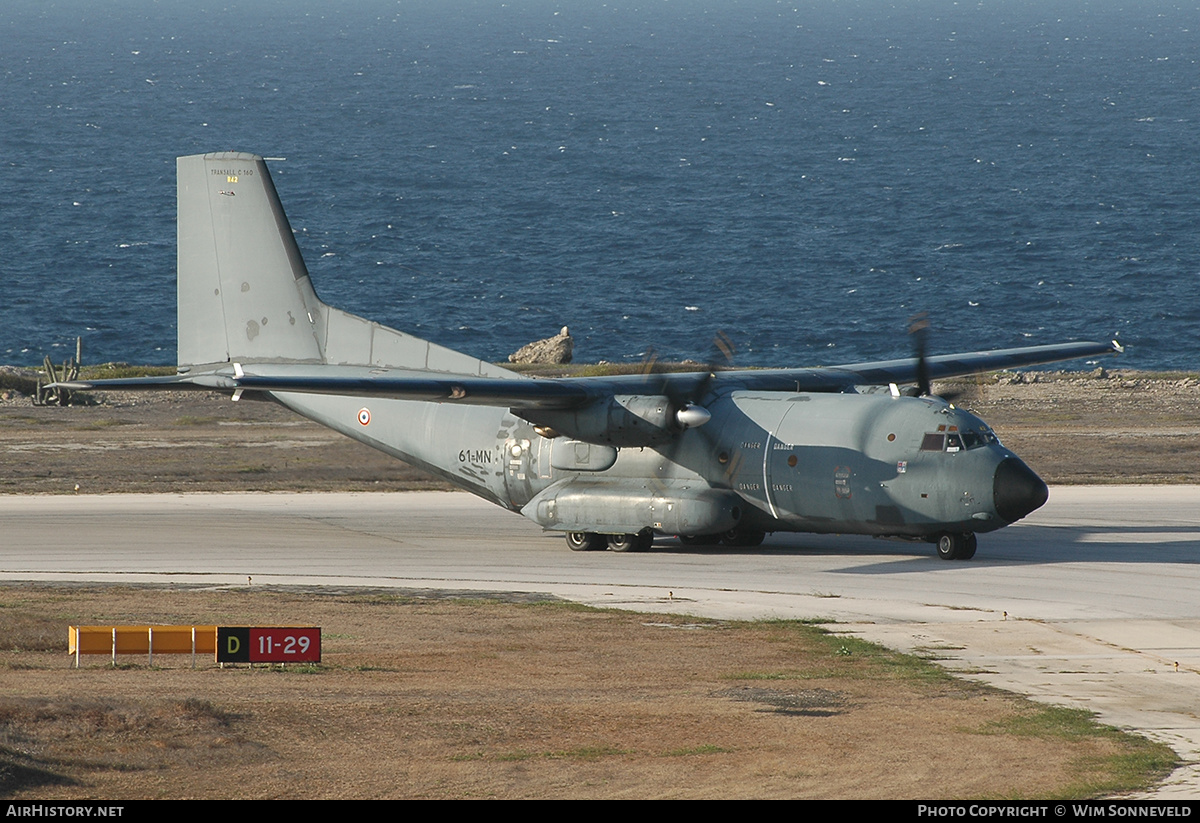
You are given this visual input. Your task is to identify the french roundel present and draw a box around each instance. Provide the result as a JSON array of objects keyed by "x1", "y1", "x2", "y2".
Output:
[{"x1": 357, "y1": 408, "x2": 371, "y2": 426}]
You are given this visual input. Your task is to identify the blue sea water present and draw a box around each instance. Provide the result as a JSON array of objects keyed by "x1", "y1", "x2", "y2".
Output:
[{"x1": 2, "y1": 0, "x2": 1198, "y2": 370}]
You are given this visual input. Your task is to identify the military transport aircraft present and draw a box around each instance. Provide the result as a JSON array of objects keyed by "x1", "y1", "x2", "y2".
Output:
[{"x1": 56, "y1": 153, "x2": 1120, "y2": 560}]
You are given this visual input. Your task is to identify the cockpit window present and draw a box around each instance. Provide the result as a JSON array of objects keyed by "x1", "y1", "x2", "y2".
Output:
[
  {"x1": 922, "y1": 427, "x2": 1000, "y2": 452},
  {"x1": 961, "y1": 431, "x2": 983, "y2": 449},
  {"x1": 960, "y1": 429, "x2": 999, "y2": 449}
]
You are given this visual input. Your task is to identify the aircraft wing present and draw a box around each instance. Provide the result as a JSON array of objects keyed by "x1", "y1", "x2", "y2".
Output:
[
  {"x1": 50, "y1": 369, "x2": 593, "y2": 410},
  {"x1": 53, "y1": 340, "x2": 1119, "y2": 409},
  {"x1": 729, "y1": 340, "x2": 1121, "y2": 393}
]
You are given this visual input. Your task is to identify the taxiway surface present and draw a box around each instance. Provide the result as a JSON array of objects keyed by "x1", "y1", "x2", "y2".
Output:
[{"x1": 3, "y1": 486, "x2": 1199, "y2": 795}]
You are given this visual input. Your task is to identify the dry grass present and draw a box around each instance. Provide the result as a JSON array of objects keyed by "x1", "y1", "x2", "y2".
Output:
[{"x1": 0, "y1": 585, "x2": 1176, "y2": 800}]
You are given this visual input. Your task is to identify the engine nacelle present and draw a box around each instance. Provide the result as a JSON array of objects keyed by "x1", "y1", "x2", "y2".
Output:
[{"x1": 521, "y1": 394, "x2": 681, "y2": 447}]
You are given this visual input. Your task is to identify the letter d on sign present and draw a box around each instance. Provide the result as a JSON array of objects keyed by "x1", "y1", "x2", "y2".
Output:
[{"x1": 216, "y1": 627, "x2": 251, "y2": 663}]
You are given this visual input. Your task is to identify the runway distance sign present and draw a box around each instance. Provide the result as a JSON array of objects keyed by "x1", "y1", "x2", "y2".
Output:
[{"x1": 216, "y1": 627, "x2": 321, "y2": 663}]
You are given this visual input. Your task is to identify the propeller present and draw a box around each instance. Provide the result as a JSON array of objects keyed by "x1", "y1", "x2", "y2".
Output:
[
  {"x1": 646, "y1": 331, "x2": 741, "y2": 516},
  {"x1": 907, "y1": 313, "x2": 969, "y2": 405},
  {"x1": 908, "y1": 313, "x2": 932, "y2": 397},
  {"x1": 662, "y1": 331, "x2": 752, "y2": 542},
  {"x1": 668, "y1": 330, "x2": 735, "y2": 429},
  {"x1": 636, "y1": 331, "x2": 734, "y2": 430}
]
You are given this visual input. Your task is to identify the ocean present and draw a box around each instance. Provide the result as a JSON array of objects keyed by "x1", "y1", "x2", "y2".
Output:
[{"x1": 2, "y1": 0, "x2": 1198, "y2": 371}]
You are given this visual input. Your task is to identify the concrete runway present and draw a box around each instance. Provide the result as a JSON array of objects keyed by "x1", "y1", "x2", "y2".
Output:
[{"x1": 3, "y1": 486, "x2": 1199, "y2": 796}]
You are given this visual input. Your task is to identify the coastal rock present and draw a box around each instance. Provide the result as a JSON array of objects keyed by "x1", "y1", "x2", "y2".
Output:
[{"x1": 509, "y1": 326, "x2": 574, "y2": 365}]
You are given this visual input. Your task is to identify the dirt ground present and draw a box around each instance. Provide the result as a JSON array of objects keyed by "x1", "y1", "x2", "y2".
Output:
[
  {"x1": 2, "y1": 368, "x2": 1198, "y2": 494},
  {"x1": 0, "y1": 585, "x2": 1176, "y2": 799}
]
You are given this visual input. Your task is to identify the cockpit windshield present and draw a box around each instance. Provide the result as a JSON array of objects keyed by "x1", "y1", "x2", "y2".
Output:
[{"x1": 921, "y1": 426, "x2": 1000, "y2": 452}]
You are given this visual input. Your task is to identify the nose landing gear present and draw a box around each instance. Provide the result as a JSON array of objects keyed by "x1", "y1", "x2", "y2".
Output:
[{"x1": 935, "y1": 532, "x2": 978, "y2": 561}]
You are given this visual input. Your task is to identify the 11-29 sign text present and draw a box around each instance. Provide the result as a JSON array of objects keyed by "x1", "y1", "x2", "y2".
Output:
[{"x1": 217, "y1": 627, "x2": 321, "y2": 663}]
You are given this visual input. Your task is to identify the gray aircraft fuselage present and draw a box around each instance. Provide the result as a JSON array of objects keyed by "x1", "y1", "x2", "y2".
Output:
[{"x1": 276, "y1": 385, "x2": 1039, "y2": 542}]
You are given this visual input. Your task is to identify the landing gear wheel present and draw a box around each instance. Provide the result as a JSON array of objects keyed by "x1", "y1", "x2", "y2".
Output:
[
  {"x1": 936, "y1": 532, "x2": 974, "y2": 560},
  {"x1": 566, "y1": 532, "x2": 605, "y2": 552},
  {"x1": 607, "y1": 532, "x2": 653, "y2": 552},
  {"x1": 721, "y1": 528, "x2": 766, "y2": 547},
  {"x1": 936, "y1": 533, "x2": 959, "y2": 560},
  {"x1": 959, "y1": 533, "x2": 978, "y2": 560}
]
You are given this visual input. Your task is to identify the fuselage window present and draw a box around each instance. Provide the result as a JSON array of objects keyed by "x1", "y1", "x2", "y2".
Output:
[
  {"x1": 946, "y1": 433, "x2": 963, "y2": 452},
  {"x1": 921, "y1": 433, "x2": 946, "y2": 451}
]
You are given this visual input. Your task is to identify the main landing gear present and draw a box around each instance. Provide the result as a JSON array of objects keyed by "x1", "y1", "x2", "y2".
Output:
[
  {"x1": 565, "y1": 532, "x2": 607, "y2": 552},
  {"x1": 565, "y1": 531, "x2": 653, "y2": 552},
  {"x1": 566, "y1": 527, "x2": 769, "y2": 553},
  {"x1": 934, "y1": 532, "x2": 977, "y2": 561}
]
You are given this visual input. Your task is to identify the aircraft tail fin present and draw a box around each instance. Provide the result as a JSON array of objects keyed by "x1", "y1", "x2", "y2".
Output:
[
  {"x1": 177, "y1": 152, "x2": 324, "y2": 369},
  {"x1": 176, "y1": 152, "x2": 508, "y2": 377}
]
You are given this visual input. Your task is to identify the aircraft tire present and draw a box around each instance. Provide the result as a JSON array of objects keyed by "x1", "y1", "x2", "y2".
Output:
[
  {"x1": 608, "y1": 532, "x2": 653, "y2": 552},
  {"x1": 566, "y1": 532, "x2": 605, "y2": 552},
  {"x1": 958, "y1": 533, "x2": 978, "y2": 560},
  {"x1": 936, "y1": 532, "x2": 970, "y2": 560}
]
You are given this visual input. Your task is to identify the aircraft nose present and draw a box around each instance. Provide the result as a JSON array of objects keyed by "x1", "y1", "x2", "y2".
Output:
[{"x1": 993, "y1": 457, "x2": 1049, "y2": 523}]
